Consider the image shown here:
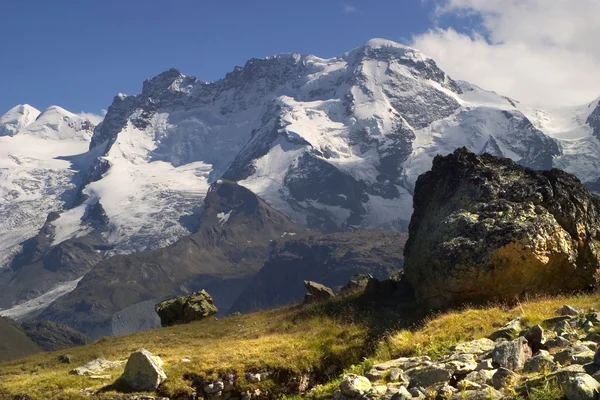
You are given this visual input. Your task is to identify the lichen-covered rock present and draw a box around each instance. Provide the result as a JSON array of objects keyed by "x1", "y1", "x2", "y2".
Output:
[
  {"x1": 560, "y1": 305, "x2": 585, "y2": 316},
  {"x1": 452, "y1": 338, "x2": 496, "y2": 355},
  {"x1": 303, "y1": 280, "x2": 335, "y2": 303},
  {"x1": 523, "y1": 350, "x2": 557, "y2": 373},
  {"x1": 560, "y1": 373, "x2": 600, "y2": 400},
  {"x1": 407, "y1": 366, "x2": 452, "y2": 388},
  {"x1": 491, "y1": 337, "x2": 532, "y2": 371},
  {"x1": 491, "y1": 367, "x2": 519, "y2": 390},
  {"x1": 489, "y1": 318, "x2": 522, "y2": 341},
  {"x1": 119, "y1": 348, "x2": 167, "y2": 391},
  {"x1": 69, "y1": 358, "x2": 123, "y2": 376},
  {"x1": 339, "y1": 374, "x2": 372, "y2": 397},
  {"x1": 155, "y1": 290, "x2": 218, "y2": 327},
  {"x1": 403, "y1": 148, "x2": 600, "y2": 308}
]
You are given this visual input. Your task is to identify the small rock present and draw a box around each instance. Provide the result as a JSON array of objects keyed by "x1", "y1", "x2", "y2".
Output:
[
  {"x1": 155, "y1": 290, "x2": 218, "y2": 327},
  {"x1": 303, "y1": 281, "x2": 335, "y2": 303},
  {"x1": 465, "y1": 369, "x2": 495, "y2": 386},
  {"x1": 58, "y1": 354, "x2": 72, "y2": 364},
  {"x1": 560, "y1": 373, "x2": 600, "y2": 400},
  {"x1": 204, "y1": 381, "x2": 225, "y2": 395},
  {"x1": 559, "y1": 305, "x2": 585, "y2": 316},
  {"x1": 491, "y1": 337, "x2": 532, "y2": 370},
  {"x1": 523, "y1": 351, "x2": 557, "y2": 373},
  {"x1": 119, "y1": 349, "x2": 167, "y2": 391},
  {"x1": 366, "y1": 385, "x2": 387, "y2": 399},
  {"x1": 388, "y1": 368, "x2": 408, "y2": 385},
  {"x1": 69, "y1": 358, "x2": 123, "y2": 376},
  {"x1": 408, "y1": 366, "x2": 452, "y2": 388},
  {"x1": 556, "y1": 320, "x2": 577, "y2": 336},
  {"x1": 339, "y1": 374, "x2": 372, "y2": 398},
  {"x1": 451, "y1": 388, "x2": 503, "y2": 400},
  {"x1": 491, "y1": 367, "x2": 519, "y2": 390},
  {"x1": 434, "y1": 382, "x2": 457, "y2": 400},
  {"x1": 386, "y1": 384, "x2": 412, "y2": 400},
  {"x1": 489, "y1": 318, "x2": 522, "y2": 341},
  {"x1": 452, "y1": 338, "x2": 496, "y2": 355},
  {"x1": 546, "y1": 336, "x2": 573, "y2": 351},
  {"x1": 181, "y1": 358, "x2": 191, "y2": 363},
  {"x1": 572, "y1": 351, "x2": 596, "y2": 365},
  {"x1": 372, "y1": 356, "x2": 431, "y2": 371},
  {"x1": 524, "y1": 325, "x2": 545, "y2": 353},
  {"x1": 475, "y1": 359, "x2": 494, "y2": 371}
]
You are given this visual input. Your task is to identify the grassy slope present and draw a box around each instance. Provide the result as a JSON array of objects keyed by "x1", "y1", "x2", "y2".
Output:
[
  {"x1": 2, "y1": 294, "x2": 600, "y2": 399},
  {"x1": 0, "y1": 318, "x2": 41, "y2": 363}
]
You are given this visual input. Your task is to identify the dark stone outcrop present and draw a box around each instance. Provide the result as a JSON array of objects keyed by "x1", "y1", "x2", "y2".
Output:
[
  {"x1": 303, "y1": 281, "x2": 335, "y2": 303},
  {"x1": 155, "y1": 290, "x2": 218, "y2": 327},
  {"x1": 404, "y1": 148, "x2": 600, "y2": 308}
]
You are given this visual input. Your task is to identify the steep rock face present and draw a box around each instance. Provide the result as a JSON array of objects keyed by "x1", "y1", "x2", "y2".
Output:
[
  {"x1": 40, "y1": 181, "x2": 309, "y2": 338},
  {"x1": 230, "y1": 231, "x2": 406, "y2": 314},
  {"x1": 404, "y1": 148, "x2": 600, "y2": 308}
]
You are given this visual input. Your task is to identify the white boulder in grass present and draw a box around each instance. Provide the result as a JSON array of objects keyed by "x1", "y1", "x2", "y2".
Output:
[{"x1": 119, "y1": 349, "x2": 167, "y2": 391}]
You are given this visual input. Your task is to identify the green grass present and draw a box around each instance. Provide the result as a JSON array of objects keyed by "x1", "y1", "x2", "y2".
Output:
[{"x1": 1, "y1": 293, "x2": 598, "y2": 400}]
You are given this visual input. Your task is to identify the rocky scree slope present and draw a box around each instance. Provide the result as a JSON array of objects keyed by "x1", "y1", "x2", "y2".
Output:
[
  {"x1": 404, "y1": 148, "x2": 600, "y2": 308},
  {"x1": 3, "y1": 38, "x2": 600, "y2": 323}
]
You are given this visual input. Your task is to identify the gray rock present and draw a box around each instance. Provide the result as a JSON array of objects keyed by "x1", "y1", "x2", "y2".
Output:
[
  {"x1": 389, "y1": 368, "x2": 408, "y2": 385},
  {"x1": 443, "y1": 353, "x2": 478, "y2": 375},
  {"x1": 491, "y1": 337, "x2": 532, "y2": 371},
  {"x1": 546, "y1": 335, "x2": 572, "y2": 351},
  {"x1": 385, "y1": 384, "x2": 412, "y2": 400},
  {"x1": 340, "y1": 374, "x2": 372, "y2": 398},
  {"x1": 491, "y1": 367, "x2": 519, "y2": 390},
  {"x1": 69, "y1": 358, "x2": 123, "y2": 376},
  {"x1": 556, "y1": 320, "x2": 577, "y2": 336},
  {"x1": 451, "y1": 388, "x2": 503, "y2": 400},
  {"x1": 372, "y1": 357, "x2": 431, "y2": 372},
  {"x1": 205, "y1": 381, "x2": 225, "y2": 395},
  {"x1": 523, "y1": 350, "x2": 557, "y2": 373},
  {"x1": 489, "y1": 318, "x2": 522, "y2": 341},
  {"x1": 58, "y1": 354, "x2": 72, "y2": 364},
  {"x1": 573, "y1": 351, "x2": 596, "y2": 365},
  {"x1": 475, "y1": 359, "x2": 494, "y2": 371},
  {"x1": 303, "y1": 280, "x2": 335, "y2": 303},
  {"x1": 524, "y1": 325, "x2": 545, "y2": 353},
  {"x1": 452, "y1": 338, "x2": 495, "y2": 355},
  {"x1": 408, "y1": 366, "x2": 452, "y2": 388},
  {"x1": 560, "y1": 305, "x2": 585, "y2": 316},
  {"x1": 434, "y1": 382, "x2": 457, "y2": 400},
  {"x1": 119, "y1": 349, "x2": 167, "y2": 391},
  {"x1": 561, "y1": 373, "x2": 600, "y2": 400},
  {"x1": 465, "y1": 369, "x2": 495, "y2": 386}
]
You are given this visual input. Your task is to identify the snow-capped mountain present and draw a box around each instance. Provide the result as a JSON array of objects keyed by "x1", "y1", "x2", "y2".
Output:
[
  {"x1": 0, "y1": 105, "x2": 96, "y2": 270},
  {"x1": 2, "y1": 38, "x2": 600, "y2": 320}
]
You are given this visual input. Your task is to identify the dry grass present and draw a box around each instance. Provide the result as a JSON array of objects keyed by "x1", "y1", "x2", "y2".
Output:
[
  {"x1": 2, "y1": 293, "x2": 600, "y2": 400},
  {"x1": 376, "y1": 293, "x2": 600, "y2": 360},
  {"x1": 0, "y1": 301, "x2": 369, "y2": 399}
]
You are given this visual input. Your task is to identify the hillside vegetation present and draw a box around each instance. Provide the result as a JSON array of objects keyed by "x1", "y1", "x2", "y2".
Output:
[{"x1": 2, "y1": 293, "x2": 600, "y2": 399}]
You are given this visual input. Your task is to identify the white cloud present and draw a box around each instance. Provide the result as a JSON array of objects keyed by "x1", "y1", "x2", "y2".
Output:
[
  {"x1": 411, "y1": 0, "x2": 600, "y2": 106},
  {"x1": 78, "y1": 111, "x2": 105, "y2": 125},
  {"x1": 343, "y1": 5, "x2": 357, "y2": 13}
]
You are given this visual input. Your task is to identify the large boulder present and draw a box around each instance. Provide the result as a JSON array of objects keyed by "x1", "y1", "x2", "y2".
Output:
[
  {"x1": 404, "y1": 148, "x2": 600, "y2": 308},
  {"x1": 155, "y1": 290, "x2": 218, "y2": 327},
  {"x1": 119, "y1": 348, "x2": 167, "y2": 391}
]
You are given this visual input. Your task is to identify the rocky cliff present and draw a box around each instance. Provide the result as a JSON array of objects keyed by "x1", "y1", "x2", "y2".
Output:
[{"x1": 404, "y1": 148, "x2": 600, "y2": 308}]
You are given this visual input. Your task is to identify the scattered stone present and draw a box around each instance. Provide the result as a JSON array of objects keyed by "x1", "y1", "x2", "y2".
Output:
[
  {"x1": 491, "y1": 337, "x2": 532, "y2": 370},
  {"x1": 434, "y1": 382, "x2": 457, "y2": 400},
  {"x1": 371, "y1": 357, "x2": 431, "y2": 372},
  {"x1": 451, "y1": 388, "x2": 503, "y2": 400},
  {"x1": 523, "y1": 350, "x2": 557, "y2": 373},
  {"x1": 69, "y1": 358, "x2": 123, "y2": 376},
  {"x1": 544, "y1": 316, "x2": 575, "y2": 329},
  {"x1": 475, "y1": 359, "x2": 494, "y2": 371},
  {"x1": 524, "y1": 325, "x2": 545, "y2": 353},
  {"x1": 560, "y1": 373, "x2": 600, "y2": 400},
  {"x1": 204, "y1": 381, "x2": 225, "y2": 395},
  {"x1": 560, "y1": 305, "x2": 585, "y2": 316},
  {"x1": 457, "y1": 380, "x2": 482, "y2": 391},
  {"x1": 452, "y1": 338, "x2": 496, "y2": 355},
  {"x1": 572, "y1": 351, "x2": 596, "y2": 365},
  {"x1": 388, "y1": 368, "x2": 408, "y2": 385},
  {"x1": 155, "y1": 290, "x2": 218, "y2": 327},
  {"x1": 386, "y1": 384, "x2": 412, "y2": 400},
  {"x1": 339, "y1": 274, "x2": 372, "y2": 296},
  {"x1": 443, "y1": 353, "x2": 478, "y2": 375},
  {"x1": 119, "y1": 349, "x2": 167, "y2": 391},
  {"x1": 465, "y1": 369, "x2": 495, "y2": 386},
  {"x1": 58, "y1": 354, "x2": 72, "y2": 364},
  {"x1": 546, "y1": 336, "x2": 572, "y2": 351},
  {"x1": 489, "y1": 319, "x2": 522, "y2": 341},
  {"x1": 408, "y1": 366, "x2": 452, "y2": 388},
  {"x1": 339, "y1": 374, "x2": 372, "y2": 398},
  {"x1": 491, "y1": 367, "x2": 519, "y2": 390},
  {"x1": 556, "y1": 320, "x2": 577, "y2": 337},
  {"x1": 303, "y1": 281, "x2": 336, "y2": 303}
]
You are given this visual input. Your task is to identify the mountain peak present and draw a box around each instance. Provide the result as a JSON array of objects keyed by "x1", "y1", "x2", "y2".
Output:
[
  {"x1": 0, "y1": 104, "x2": 41, "y2": 136},
  {"x1": 141, "y1": 68, "x2": 189, "y2": 96}
]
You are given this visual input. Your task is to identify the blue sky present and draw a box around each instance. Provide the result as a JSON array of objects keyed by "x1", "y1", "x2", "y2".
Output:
[{"x1": 0, "y1": 0, "x2": 459, "y2": 114}]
